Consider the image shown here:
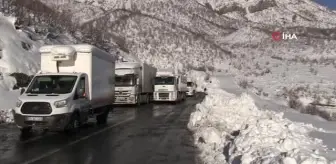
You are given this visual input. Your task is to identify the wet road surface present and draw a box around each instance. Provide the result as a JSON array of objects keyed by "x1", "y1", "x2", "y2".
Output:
[{"x1": 0, "y1": 94, "x2": 204, "y2": 164}]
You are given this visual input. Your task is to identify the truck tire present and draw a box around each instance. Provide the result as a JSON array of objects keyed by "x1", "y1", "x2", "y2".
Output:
[
  {"x1": 64, "y1": 113, "x2": 80, "y2": 134},
  {"x1": 20, "y1": 127, "x2": 32, "y2": 136},
  {"x1": 146, "y1": 94, "x2": 150, "y2": 104},
  {"x1": 96, "y1": 107, "x2": 109, "y2": 125},
  {"x1": 137, "y1": 95, "x2": 141, "y2": 106}
]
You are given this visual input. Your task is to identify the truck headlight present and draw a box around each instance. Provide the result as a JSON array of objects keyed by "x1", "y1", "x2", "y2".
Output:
[
  {"x1": 54, "y1": 100, "x2": 68, "y2": 108},
  {"x1": 16, "y1": 99, "x2": 22, "y2": 107},
  {"x1": 129, "y1": 95, "x2": 135, "y2": 101},
  {"x1": 11, "y1": 109, "x2": 15, "y2": 117}
]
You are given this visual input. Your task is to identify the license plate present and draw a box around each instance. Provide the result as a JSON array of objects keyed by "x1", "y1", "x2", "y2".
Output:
[{"x1": 26, "y1": 117, "x2": 43, "y2": 121}]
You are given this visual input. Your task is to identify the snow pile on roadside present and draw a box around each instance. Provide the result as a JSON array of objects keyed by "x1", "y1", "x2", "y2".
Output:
[
  {"x1": 0, "y1": 14, "x2": 39, "y2": 123},
  {"x1": 0, "y1": 14, "x2": 40, "y2": 75},
  {"x1": 188, "y1": 78, "x2": 334, "y2": 164}
]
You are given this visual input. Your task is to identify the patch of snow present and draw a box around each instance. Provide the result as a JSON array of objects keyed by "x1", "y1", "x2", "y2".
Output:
[{"x1": 188, "y1": 75, "x2": 336, "y2": 164}]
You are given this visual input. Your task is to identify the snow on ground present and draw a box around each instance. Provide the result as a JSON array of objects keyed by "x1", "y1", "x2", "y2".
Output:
[{"x1": 188, "y1": 73, "x2": 336, "y2": 164}]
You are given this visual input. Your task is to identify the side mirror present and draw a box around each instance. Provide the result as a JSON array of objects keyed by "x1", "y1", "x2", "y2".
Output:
[
  {"x1": 20, "y1": 88, "x2": 25, "y2": 95},
  {"x1": 76, "y1": 89, "x2": 85, "y2": 98}
]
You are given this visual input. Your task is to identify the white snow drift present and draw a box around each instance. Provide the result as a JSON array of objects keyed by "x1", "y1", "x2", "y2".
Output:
[{"x1": 188, "y1": 77, "x2": 335, "y2": 164}]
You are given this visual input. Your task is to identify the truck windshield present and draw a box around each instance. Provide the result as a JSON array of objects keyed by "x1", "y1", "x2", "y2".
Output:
[
  {"x1": 26, "y1": 75, "x2": 77, "y2": 94},
  {"x1": 115, "y1": 75, "x2": 135, "y2": 86},
  {"x1": 155, "y1": 77, "x2": 175, "y2": 85},
  {"x1": 187, "y1": 82, "x2": 193, "y2": 86}
]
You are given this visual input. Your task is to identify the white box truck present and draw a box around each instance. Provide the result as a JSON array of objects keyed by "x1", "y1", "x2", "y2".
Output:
[
  {"x1": 153, "y1": 69, "x2": 187, "y2": 102},
  {"x1": 186, "y1": 78, "x2": 196, "y2": 96},
  {"x1": 13, "y1": 44, "x2": 116, "y2": 134},
  {"x1": 114, "y1": 62, "x2": 157, "y2": 105}
]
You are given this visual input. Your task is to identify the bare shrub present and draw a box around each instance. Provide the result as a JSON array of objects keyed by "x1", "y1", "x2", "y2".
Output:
[
  {"x1": 288, "y1": 96, "x2": 303, "y2": 110},
  {"x1": 271, "y1": 55, "x2": 283, "y2": 61},
  {"x1": 256, "y1": 88, "x2": 263, "y2": 96},
  {"x1": 309, "y1": 67, "x2": 318, "y2": 75},
  {"x1": 248, "y1": 0, "x2": 277, "y2": 13},
  {"x1": 233, "y1": 62, "x2": 242, "y2": 70},
  {"x1": 287, "y1": 89, "x2": 303, "y2": 110},
  {"x1": 263, "y1": 92, "x2": 269, "y2": 97},
  {"x1": 281, "y1": 72, "x2": 286, "y2": 78},
  {"x1": 255, "y1": 62, "x2": 261, "y2": 70},
  {"x1": 303, "y1": 104, "x2": 319, "y2": 115},
  {"x1": 238, "y1": 79, "x2": 249, "y2": 89},
  {"x1": 216, "y1": 2, "x2": 246, "y2": 15}
]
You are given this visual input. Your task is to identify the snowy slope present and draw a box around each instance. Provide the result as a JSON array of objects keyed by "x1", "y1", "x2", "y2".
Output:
[{"x1": 0, "y1": 13, "x2": 76, "y2": 123}]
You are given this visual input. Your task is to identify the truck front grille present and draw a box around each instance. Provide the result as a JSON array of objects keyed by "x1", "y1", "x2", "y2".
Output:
[
  {"x1": 115, "y1": 91, "x2": 130, "y2": 96},
  {"x1": 21, "y1": 102, "x2": 52, "y2": 115},
  {"x1": 159, "y1": 93, "x2": 169, "y2": 98}
]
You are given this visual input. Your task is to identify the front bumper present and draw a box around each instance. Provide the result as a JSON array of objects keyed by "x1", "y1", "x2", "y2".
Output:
[
  {"x1": 113, "y1": 96, "x2": 136, "y2": 104},
  {"x1": 187, "y1": 91, "x2": 195, "y2": 96},
  {"x1": 153, "y1": 92, "x2": 177, "y2": 101},
  {"x1": 14, "y1": 113, "x2": 71, "y2": 131}
]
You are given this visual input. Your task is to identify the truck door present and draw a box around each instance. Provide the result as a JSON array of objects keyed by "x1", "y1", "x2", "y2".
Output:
[{"x1": 74, "y1": 76, "x2": 90, "y2": 120}]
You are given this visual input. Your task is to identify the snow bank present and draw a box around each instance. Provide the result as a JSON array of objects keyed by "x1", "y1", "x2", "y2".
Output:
[
  {"x1": 188, "y1": 77, "x2": 334, "y2": 164},
  {"x1": 0, "y1": 14, "x2": 40, "y2": 75}
]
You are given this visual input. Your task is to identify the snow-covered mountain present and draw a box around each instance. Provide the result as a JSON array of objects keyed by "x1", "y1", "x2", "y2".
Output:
[{"x1": 40, "y1": 0, "x2": 336, "y2": 108}]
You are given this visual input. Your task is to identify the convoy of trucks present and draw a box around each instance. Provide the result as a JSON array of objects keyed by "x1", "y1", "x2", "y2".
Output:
[
  {"x1": 114, "y1": 62, "x2": 157, "y2": 105},
  {"x1": 12, "y1": 44, "x2": 196, "y2": 135},
  {"x1": 153, "y1": 69, "x2": 188, "y2": 102},
  {"x1": 13, "y1": 44, "x2": 116, "y2": 134}
]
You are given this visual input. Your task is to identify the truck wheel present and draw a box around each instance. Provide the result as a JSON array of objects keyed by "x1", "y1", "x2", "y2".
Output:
[
  {"x1": 20, "y1": 127, "x2": 32, "y2": 136},
  {"x1": 137, "y1": 95, "x2": 141, "y2": 106},
  {"x1": 96, "y1": 107, "x2": 109, "y2": 125},
  {"x1": 146, "y1": 94, "x2": 150, "y2": 104},
  {"x1": 64, "y1": 113, "x2": 80, "y2": 134}
]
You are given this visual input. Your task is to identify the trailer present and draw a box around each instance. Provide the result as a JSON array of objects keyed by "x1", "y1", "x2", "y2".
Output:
[
  {"x1": 13, "y1": 44, "x2": 116, "y2": 134},
  {"x1": 114, "y1": 61, "x2": 157, "y2": 105}
]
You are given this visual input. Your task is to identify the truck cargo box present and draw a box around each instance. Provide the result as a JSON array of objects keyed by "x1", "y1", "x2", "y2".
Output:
[{"x1": 39, "y1": 44, "x2": 116, "y2": 108}]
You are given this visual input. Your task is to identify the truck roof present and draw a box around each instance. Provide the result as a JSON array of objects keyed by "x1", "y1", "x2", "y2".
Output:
[
  {"x1": 39, "y1": 44, "x2": 116, "y2": 62},
  {"x1": 39, "y1": 44, "x2": 99, "y2": 53},
  {"x1": 34, "y1": 72, "x2": 82, "y2": 76},
  {"x1": 116, "y1": 62, "x2": 142, "y2": 69}
]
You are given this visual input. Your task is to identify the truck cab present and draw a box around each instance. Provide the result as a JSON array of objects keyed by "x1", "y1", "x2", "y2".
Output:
[
  {"x1": 153, "y1": 70, "x2": 187, "y2": 102},
  {"x1": 186, "y1": 81, "x2": 196, "y2": 96},
  {"x1": 114, "y1": 62, "x2": 156, "y2": 105},
  {"x1": 14, "y1": 72, "x2": 90, "y2": 132},
  {"x1": 114, "y1": 65, "x2": 140, "y2": 104}
]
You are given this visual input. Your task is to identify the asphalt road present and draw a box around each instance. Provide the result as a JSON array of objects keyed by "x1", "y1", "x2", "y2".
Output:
[{"x1": 0, "y1": 94, "x2": 204, "y2": 164}]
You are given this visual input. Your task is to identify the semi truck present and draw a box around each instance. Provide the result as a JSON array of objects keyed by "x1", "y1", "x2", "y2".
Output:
[
  {"x1": 13, "y1": 44, "x2": 116, "y2": 134},
  {"x1": 153, "y1": 69, "x2": 187, "y2": 102},
  {"x1": 114, "y1": 62, "x2": 157, "y2": 105},
  {"x1": 186, "y1": 79, "x2": 196, "y2": 96}
]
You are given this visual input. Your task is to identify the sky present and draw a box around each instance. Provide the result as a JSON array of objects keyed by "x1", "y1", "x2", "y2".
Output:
[{"x1": 316, "y1": 0, "x2": 336, "y2": 9}]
